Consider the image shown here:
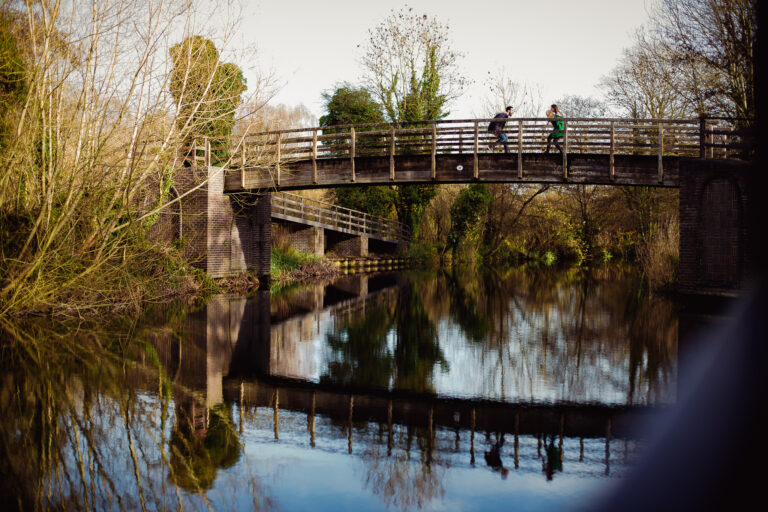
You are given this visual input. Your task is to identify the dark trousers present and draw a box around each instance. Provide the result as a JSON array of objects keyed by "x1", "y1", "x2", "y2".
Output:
[
  {"x1": 546, "y1": 134, "x2": 563, "y2": 154},
  {"x1": 490, "y1": 130, "x2": 510, "y2": 153}
]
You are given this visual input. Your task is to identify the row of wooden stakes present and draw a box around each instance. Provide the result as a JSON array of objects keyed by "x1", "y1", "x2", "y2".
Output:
[{"x1": 330, "y1": 257, "x2": 409, "y2": 271}]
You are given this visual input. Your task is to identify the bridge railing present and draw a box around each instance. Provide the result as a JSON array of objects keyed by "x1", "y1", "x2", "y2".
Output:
[
  {"x1": 271, "y1": 191, "x2": 409, "y2": 242},
  {"x1": 229, "y1": 116, "x2": 752, "y2": 172}
]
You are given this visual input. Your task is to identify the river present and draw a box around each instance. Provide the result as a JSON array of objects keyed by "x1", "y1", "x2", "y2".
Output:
[{"x1": 1, "y1": 265, "x2": 694, "y2": 511}]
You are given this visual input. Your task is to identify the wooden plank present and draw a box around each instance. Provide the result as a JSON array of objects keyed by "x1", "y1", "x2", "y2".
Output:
[
  {"x1": 431, "y1": 123, "x2": 437, "y2": 179},
  {"x1": 610, "y1": 121, "x2": 615, "y2": 180},
  {"x1": 390, "y1": 126, "x2": 395, "y2": 180},
  {"x1": 562, "y1": 120, "x2": 568, "y2": 180},
  {"x1": 312, "y1": 129, "x2": 318, "y2": 184},
  {"x1": 658, "y1": 122, "x2": 664, "y2": 183},
  {"x1": 517, "y1": 120, "x2": 523, "y2": 178},
  {"x1": 276, "y1": 133, "x2": 281, "y2": 186},
  {"x1": 473, "y1": 121, "x2": 479, "y2": 179},
  {"x1": 350, "y1": 127, "x2": 356, "y2": 182}
]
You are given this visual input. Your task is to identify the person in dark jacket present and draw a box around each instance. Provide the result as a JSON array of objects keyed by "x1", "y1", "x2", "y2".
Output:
[
  {"x1": 545, "y1": 104, "x2": 564, "y2": 155},
  {"x1": 488, "y1": 106, "x2": 514, "y2": 153}
]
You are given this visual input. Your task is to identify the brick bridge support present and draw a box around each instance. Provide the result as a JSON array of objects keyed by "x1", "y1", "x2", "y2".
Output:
[
  {"x1": 176, "y1": 165, "x2": 271, "y2": 282},
  {"x1": 679, "y1": 159, "x2": 754, "y2": 296}
]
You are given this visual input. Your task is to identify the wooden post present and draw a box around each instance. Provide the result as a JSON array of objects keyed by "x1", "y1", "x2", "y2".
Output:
[
  {"x1": 273, "y1": 389, "x2": 279, "y2": 440},
  {"x1": 312, "y1": 129, "x2": 318, "y2": 184},
  {"x1": 605, "y1": 417, "x2": 612, "y2": 475},
  {"x1": 459, "y1": 127, "x2": 463, "y2": 154},
  {"x1": 699, "y1": 116, "x2": 707, "y2": 159},
  {"x1": 241, "y1": 141, "x2": 246, "y2": 189},
  {"x1": 347, "y1": 395, "x2": 354, "y2": 454},
  {"x1": 707, "y1": 123, "x2": 714, "y2": 159},
  {"x1": 657, "y1": 122, "x2": 664, "y2": 183},
  {"x1": 350, "y1": 127, "x2": 356, "y2": 182},
  {"x1": 204, "y1": 137, "x2": 210, "y2": 167},
  {"x1": 431, "y1": 123, "x2": 437, "y2": 180},
  {"x1": 473, "y1": 121, "x2": 479, "y2": 180},
  {"x1": 562, "y1": 120, "x2": 568, "y2": 180},
  {"x1": 390, "y1": 126, "x2": 395, "y2": 180},
  {"x1": 517, "y1": 120, "x2": 523, "y2": 179},
  {"x1": 276, "y1": 133, "x2": 281, "y2": 186},
  {"x1": 610, "y1": 121, "x2": 615, "y2": 180}
]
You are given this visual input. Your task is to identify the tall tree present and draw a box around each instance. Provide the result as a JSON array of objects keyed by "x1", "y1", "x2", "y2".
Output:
[
  {"x1": 647, "y1": 0, "x2": 756, "y2": 120},
  {"x1": 169, "y1": 36, "x2": 246, "y2": 164},
  {"x1": 319, "y1": 84, "x2": 397, "y2": 218},
  {"x1": 360, "y1": 7, "x2": 467, "y2": 123},
  {"x1": 599, "y1": 38, "x2": 690, "y2": 119},
  {"x1": 361, "y1": 7, "x2": 467, "y2": 236}
]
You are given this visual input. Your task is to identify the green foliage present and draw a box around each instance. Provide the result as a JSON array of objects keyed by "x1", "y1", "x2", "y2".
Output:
[
  {"x1": 270, "y1": 247, "x2": 319, "y2": 274},
  {"x1": 334, "y1": 186, "x2": 397, "y2": 218},
  {"x1": 396, "y1": 184, "x2": 438, "y2": 237},
  {"x1": 168, "y1": 36, "x2": 246, "y2": 164},
  {"x1": 319, "y1": 84, "x2": 384, "y2": 127},
  {"x1": 447, "y1": 184, "x2": 491, "y2": 256},
  {"x1": 320, "y1": 85, "x2": 397, "y2": 218}
]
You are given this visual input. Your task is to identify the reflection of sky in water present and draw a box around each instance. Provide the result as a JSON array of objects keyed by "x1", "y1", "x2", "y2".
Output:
[
  {"x1": 268, "y1": 274, "x2": 677, "y2": 406},
  {"x1": 48, "y1": 395, "x2": 637, "y2": 511}
]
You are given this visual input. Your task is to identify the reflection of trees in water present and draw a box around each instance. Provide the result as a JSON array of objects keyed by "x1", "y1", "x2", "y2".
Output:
[
  {"x1": 321, "y1": 276, "x2": 447, "y2": 394},
  {"x1": 360, "y1": 424, "x2": 445, "y2": 511},
  {"x1": 0, "y1": 320, "x2": 267, "y2": 511},
  {"x1": 320, "y1": 299, "x2": 396, "y2": 389},
  {"x1": 169, "y1": 402, "x2": 241, "y2": 492},
  {"x1": 444, "y1": 265, "x2": 677, "y2": 404},
  {"x1": 394, "y1": 278, "x2": 447, "y2": 394}
]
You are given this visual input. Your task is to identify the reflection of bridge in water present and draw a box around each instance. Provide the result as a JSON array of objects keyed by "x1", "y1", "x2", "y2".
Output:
[{"x1": 150, "y1": 273, "x2": 667, "y2": 457}]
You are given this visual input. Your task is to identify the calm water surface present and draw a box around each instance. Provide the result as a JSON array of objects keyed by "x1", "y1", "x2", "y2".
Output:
[{"x1": 1, "y1": 266, "x2": 680, "y2": 511}]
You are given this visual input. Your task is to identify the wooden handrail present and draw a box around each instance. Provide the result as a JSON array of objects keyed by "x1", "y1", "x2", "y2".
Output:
[{"x1": 271, "y1": 192, "x2": 409, "y2": 242}]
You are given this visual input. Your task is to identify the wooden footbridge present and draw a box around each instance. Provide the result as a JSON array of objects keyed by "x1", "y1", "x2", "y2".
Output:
[
  {"x1": 219, "y1": 116, "x2": 750, "y2": 191},
  {"x1": 175, "y1": 116, "x2": 752, "y2": 295}
]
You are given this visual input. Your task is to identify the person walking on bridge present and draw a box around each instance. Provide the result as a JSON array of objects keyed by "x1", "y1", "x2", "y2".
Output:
[
  {"x1": 545, "y1": 104, "x2": 564, "y2": 155},
  {"x1": 488, "y1": 106, "x2": 514, "y2": 153}
]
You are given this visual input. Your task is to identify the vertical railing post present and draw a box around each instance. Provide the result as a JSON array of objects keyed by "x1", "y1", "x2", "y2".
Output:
[
  {"x1": 610, "y1": 121, "x2": 615, "y2": 180},
  {"x1": 350, "y1": 127, "x2": 356, "y2": 182},
  {"x1": 459, "y1": 126, "x2": 463, "y2": 154},
  {"x1": 204, "y1": 136, "x2": 210, "y2": 167},
  {"x1": 276, "y1": 132, "x2": 281, "y2": 186},
  {"x1": 707, "y1": 122, "x2": 714, "y2": 159},
  {"x1": 517, "y1": 120, "x2": 523, "y2": 179},
  {"x1": 657, "y1": 122, "x2": 664, "y2": 183},
  {"x1": 431, "y1": 123, "x2": 437, "y2": 180},
  {"x1": 241, "y1": 140, "x2": 246, "y2": 189},
  {"x1": 473, "y1": 121, "x2": 479, "y2": 180},
  {"x1": 562, "y1": 120, "x2": 568, "y2": 180},
  {"x1": 312, "y1": 129, "x2": 318, "y2": 184},
  {"x1": 389, "y1": 125, "x2": 395, "y2": 180},
  {"x1": 699, "y1": 116, "x2": 707, "y2": 159}
]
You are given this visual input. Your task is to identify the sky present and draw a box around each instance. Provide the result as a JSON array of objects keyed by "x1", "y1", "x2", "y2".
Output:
[{"x1": 231, "y1": 0, "x2": 654, "y2": 122}]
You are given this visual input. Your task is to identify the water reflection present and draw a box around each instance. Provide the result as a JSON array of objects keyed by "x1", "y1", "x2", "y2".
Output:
[
  {"x1": 0, "y1": 266, "x2": 679, "y2": 510},
  {"x1": 270, "y1": 266, "x2": 677, "y2": 405}
]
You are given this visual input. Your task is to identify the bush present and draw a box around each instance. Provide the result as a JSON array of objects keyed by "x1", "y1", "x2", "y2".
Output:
[{"x1": 636, "y1": 217, "x2": 679, "y2": 290}]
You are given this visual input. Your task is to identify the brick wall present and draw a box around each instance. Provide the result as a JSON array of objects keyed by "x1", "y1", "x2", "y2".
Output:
[
  {"x1": 174, "y1": 164, "x2": 272, "y2": 278},
  {"x1": 281, "y1": 225, "x2": 324, "y2": 257},
  {"x1": 326, "y1": 233, "x2": 368, "y2": 257},
  {"x1": 679, "y1": 159, "x2": 752, "y2": 295}
]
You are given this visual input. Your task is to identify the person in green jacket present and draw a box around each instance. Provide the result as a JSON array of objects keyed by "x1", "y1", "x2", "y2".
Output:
[{"x1": 545, "y1": 104, "x2": 564, "y2": 155}]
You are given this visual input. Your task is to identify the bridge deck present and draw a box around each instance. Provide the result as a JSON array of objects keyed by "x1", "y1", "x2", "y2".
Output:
[{"x1": 212, "y1": 117, "x2": 750, "y2": 192}]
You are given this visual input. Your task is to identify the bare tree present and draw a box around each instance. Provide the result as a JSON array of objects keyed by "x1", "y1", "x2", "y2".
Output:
[
  {"x1": 360, "y1": 6, "x2": 469, "y2": 122},
  {"x1": 599, "y1": 36, "x2": 691, "y2": 119},
  {"x1": 0, "y1": 0, "x2": 274, "y2": 315},
  {"x1": 476, "y1": 67, "x2": 543, "y2": 118},
  {"x1": 647, "y1": 0, "x2": 756, "y2": 120}
]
